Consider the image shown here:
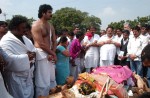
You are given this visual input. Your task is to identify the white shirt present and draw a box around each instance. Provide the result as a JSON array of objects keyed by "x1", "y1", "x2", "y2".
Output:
[
  {"x1": 98, "y1": 35, "x2": 120, "y2": 60},
  {"x1": 127, "y1": 35, "x2": 148, "y2": 61}
]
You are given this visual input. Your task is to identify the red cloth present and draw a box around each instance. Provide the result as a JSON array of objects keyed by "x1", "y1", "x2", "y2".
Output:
[{"x1": 85, "y1": 32, "x2": 93, "y2": 40}]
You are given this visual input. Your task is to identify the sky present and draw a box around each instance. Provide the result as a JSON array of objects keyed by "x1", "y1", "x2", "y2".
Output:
[{"x1": 0, "y1": 0, "x2": 150, "y2": 29}]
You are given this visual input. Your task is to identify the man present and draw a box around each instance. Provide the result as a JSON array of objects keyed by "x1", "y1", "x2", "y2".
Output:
[
  {"x1": 114, "y1": 28, "x2": 123, "y2": 65},
  {"x1": 0, "y1": 15, "x2": 36, "y2": 98},
  {"x1": 127, "y1": 26, "x2": 148, "y2": 77},
  {"x1": 98, "y1": 26, "x2": 120, "y2": 66},
  {"x1": 0, "y1": 21, "x2": 13, "y2": 98},
  {"x1": 56, "y1": 28, "x2": 69, "y2": 44},
  {"x1": 118, "y1": 30, "x2": 130, "y2": 66},
  {"x1": 31, "y1": 4, "x2": 57, "y2": 97},
  {"x1": 124, "y1": 22, "x2": 133, "y2": 38},
  {"x1": 141, "y1": 44, "x2": 150, "y2": 87},
  {"x1": 83, "y1": 26, "x2": 100, "y2": 72},
  {"x1": 69, "y1": 31, "x2": 84, "y2": 80},
  {"x1": 0, "y1": 21, "x2": 8, "y2": 39}
]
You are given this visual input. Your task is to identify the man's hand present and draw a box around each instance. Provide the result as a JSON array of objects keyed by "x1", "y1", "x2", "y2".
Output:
[
  {"x1": 27, "y1": 51, "x2": 36, "y2": 61},
  {"x1": 129, "y1": 54, "x2": 137, "y2": 60}
]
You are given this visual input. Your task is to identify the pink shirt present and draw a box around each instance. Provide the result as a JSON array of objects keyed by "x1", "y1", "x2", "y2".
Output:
[{"x1": 69, "y1": 39, "x2": 82, "y2": 59}]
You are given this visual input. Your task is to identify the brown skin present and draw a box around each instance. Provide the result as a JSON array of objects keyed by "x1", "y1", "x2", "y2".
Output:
[
  {"x1": 32, "y1": 10, "x2": 57, "y2": 62},
  {"x1": 0, "y1": 24, "x2": 8, "y2": 39}
]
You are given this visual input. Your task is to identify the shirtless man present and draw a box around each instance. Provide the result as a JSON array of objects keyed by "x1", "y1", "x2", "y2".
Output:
[{"x1": 31, "y1": 4, "x2": 57, "y2": 97}]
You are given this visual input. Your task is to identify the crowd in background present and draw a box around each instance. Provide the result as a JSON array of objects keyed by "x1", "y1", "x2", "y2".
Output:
[{"x1": 0, "y1": 4, "x2": 150, "y2": 98}]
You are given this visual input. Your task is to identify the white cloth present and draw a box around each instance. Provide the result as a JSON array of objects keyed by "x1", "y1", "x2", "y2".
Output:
[
  {"x1": 115, "y1": 35, "x2": 123, "y2": 55},
  {"x1": 127, "y1": 34, "x2": 149, "y2": 61},
  {"x1": 35, "y1": 48, "x2": 56, "y2": 97},
  {"x1": 84, "y1": 34, "x2": 100, "y2": 68},
  {"x1": 99, "y1": 35, "x2": 119, "y2": 61},
  {"x1": 0, "y1": 31, "x2": 36, "y2": 98},
  {"x1": 98, "y1": 35, "x2": 120, "y2": 66}
]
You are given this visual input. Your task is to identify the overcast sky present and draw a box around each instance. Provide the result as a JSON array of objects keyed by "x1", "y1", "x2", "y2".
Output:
[{"x1": 0, "y1": 0, "x2": 150, "y2": 29}]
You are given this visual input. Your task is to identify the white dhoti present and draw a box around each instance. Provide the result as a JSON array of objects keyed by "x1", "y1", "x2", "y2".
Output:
[{"x1": 35, "y1": 48, "x2": 56, "y2": 98}]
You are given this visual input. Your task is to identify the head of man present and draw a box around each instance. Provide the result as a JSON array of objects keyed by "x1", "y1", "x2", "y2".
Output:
[
  {"x1": 38, "y1": 4, "x2": 53, "y2": 20},
  {"x1": 8, "y1": 15, "x2": 28, "y2": 37},
  {"x1": 68, "y1": 31, "x2": 74, "y2": 41},
  {"x1": 76, "y1": 31, "x2": 84, "y2": 41},
  {"x1": 116, "y1": 28, "x2": 122, "y2": 37},
  {"x1": 73, "y1": 27, "x2": 80, "y2": 34},
  {"x1": 61, "y1": 28, "x2": 68, "y2": 36},
  {"x1": 141, "y1": 24, "x2": 148, "y2": 35},
  {"x1": 0, "y1": 21, "x2": 8, "y2": 36},
  {"x1": 106, "y1": 26, "x2": 114, "y2": 38},
  {"x1": 122, "y1": 30, "x2": 129, "y2": 40},
  {"x1": 132, "y1": 26, "x2": 141, "y2": 38},
  {"x1": 141, "y1": 44, "x2": 150, "y2": 67},
  {"x1": 124, "y1": 23, "x2": 131, "y2": 31},
  {"x1": 89, "y1": 26, "x2": 96, "y2": 34},
  {"x1": 100, "y1": 30, "x2": 106, "y2": 37}
]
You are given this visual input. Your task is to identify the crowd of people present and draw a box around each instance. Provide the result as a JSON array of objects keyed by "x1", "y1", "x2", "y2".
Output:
[{"x1": 0, "y1": 4, "x2": 150, "y2": 98}]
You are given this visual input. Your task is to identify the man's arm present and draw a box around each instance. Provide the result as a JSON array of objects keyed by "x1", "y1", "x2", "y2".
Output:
[{"x1": 31, "y1": 24, "x2": 56, "y2": 56}]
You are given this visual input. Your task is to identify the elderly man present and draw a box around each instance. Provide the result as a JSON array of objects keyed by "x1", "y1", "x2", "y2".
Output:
[{"x1": 0, "y1": 15, "x2": 36, "y2": 98}]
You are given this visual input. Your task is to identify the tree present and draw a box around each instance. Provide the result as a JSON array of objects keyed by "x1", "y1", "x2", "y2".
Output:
[
  {"x1": 108, "y1": 15, "x2": 150, "y2": 29},
  {"x1": 51, "y1": 7, "x2": 101, "y2": 33}
]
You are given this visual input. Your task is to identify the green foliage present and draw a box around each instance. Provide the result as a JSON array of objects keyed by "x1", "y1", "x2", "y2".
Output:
[
  {"x1": 51, "y1": 7, "x2": 101, "y2": 33},
  {"x1": 108, "y1": 15, "x2": 150, "y2": 29}
]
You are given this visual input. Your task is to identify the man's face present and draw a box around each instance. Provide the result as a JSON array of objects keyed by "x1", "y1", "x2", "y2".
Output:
[
  {"x1": 133, "y1": 29, "x2": 140, "y2": 38},
  {"x1": 74, "y1": 28, "x2": 80, "y2": 34},
  {"x1": 141, "y1": 27, "x2": 147, "y2": 34},
  {"x1": 107, "y1": 28, "x2": 113, "y2": 37},
  {"x1": 0, "y1": 24, "x2": 8, "y2": 34},
  {"x1": 90, "y1": 28, "x2": 96, "y2": 34},
  {"x1": 123, "y1": 33, "x2": 129, "y2": 40},
  {"x1": 44, "y1": 10, "x2": 52, "y2": 20},
  {"x1": 116, "y1": 29, "x2": 122, "y2": 36},
  {"x1": 16, "y1": 23, "x2": 27, "y2": 36},
  {"x1": 124, "y1": 24, "x2": 130, "y2": 30}
]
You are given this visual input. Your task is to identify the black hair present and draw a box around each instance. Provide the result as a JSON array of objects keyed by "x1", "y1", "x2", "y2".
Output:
[
  {"x1": 132, "y1": 26, "x2": 141, "y2": 32},
  {"x1": 38, "y1": 4, "x2": 53, "y2": 18},
  {"x1": 8, "y1": 15, "x2": 27, "y2": 30},
  {"x1": 0, "y1": 21, "x2": 8, "y2": 26},
  {"x1": 61, "y1": 28, "x2": 68, "y2": 34},
  {"x1": 89, "y1": 26, "x2": 97, "y2": 30},
  {"x1": 59, "y1": 36, "x2": 68, "y2": 43},
  {"x1": 141, "y1": 24, "x2": 148, "y2": 30},
  {"x1": 116, "y1": 28, "x2": 122, "y2": 32},
  {"x1": 68, "y1": 31, "x2": 74, "y2": 36},
  {"x1": 26, "y1": 23, "x2": 31, "y2": 30},
  {"x1": 76, "y1": 31, "x2": 84, "y2": 39},
  {"x1": 122, "y1": 30, "x2": 130, "y2": 35},
  {"x1": 141, "y1": 44, "x2": 150, "y2": 62},
  {"x1": 138, "y1": 92, "x2": 150, "y2": 98},
  {"x1": 106, "y1": 26, "x2": 114, "y2": 31}
]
